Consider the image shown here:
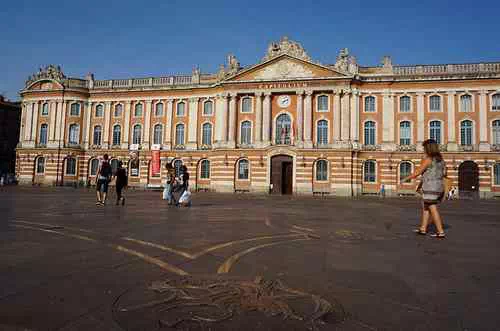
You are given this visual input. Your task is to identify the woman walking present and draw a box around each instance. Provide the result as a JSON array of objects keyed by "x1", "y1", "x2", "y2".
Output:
[
  {"x1": 114, "y1": 161, "x2": 128, "y2": 206},
  {"x1": 402, "y1": 139, "x2": 447, "y2": 238}
]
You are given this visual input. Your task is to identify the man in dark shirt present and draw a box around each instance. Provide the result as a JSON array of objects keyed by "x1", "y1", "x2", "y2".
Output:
[
  {"x1": 114, "y1": 160, "x2": 128, "y2": 205},
  {"x1": 96, "y1": 154, "x2": 112, "y2": 206}
]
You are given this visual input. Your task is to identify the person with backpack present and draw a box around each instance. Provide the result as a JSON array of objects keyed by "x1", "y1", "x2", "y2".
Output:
[{"x1": 96, "y1": 154, "x2": 112, "y2": 206}]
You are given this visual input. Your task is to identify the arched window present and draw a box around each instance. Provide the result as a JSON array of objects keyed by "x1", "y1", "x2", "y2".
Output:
[
  {"x1": 316, "y1": 160, "x2": 328, "y2": 181},
  {"x1": 317, "y1": 120, "x2": 328, "y2": 145},
  {"x1": 132, "y1": 124, "x2": 142, "y2": 144},
  {"x1": 275, "y1": 113, "x2": 291, "y2": 145},
  {"x1": 66, "y1": 157, "x2": 76, "y2": 175},
  {"x1": 364, "y1": 121, "x2": 376, "y2": 145},
  {"x1": 134, "y1": 103, "x2": 143, "y2": 117},
  {"x1": 114, "y1": 104, "x2": 123, "y2": 117},
  {"x1": 90, "y1": 159, "x2": 99, "y2": 176},
  {"x1": 110, "y1": 159, "x2": 119, "y2": 174},
  {"x1": 317, "y1": 95, "x2": 328, "y2": 112},
  {"x1": 39, "y1": 124, "x2": 48, "y2": 145},
  {"x1": 153, "y1": 124, "x2": 163, "y2": 145},
  {"x1": 493, "y1": 94, "x2": 500, "y2": 111},
  {"x1": 399, "y1": 162, "x2": 412, "y2": 182},
  {"x1": 364, "y1": 96, "x2": 375, "y2": 112},
  {"x1": 41, "y1": 103, "x2": 49, "y2": 116},
  {"x1": 430, "y1": 121, "x2": 442, "y2": 144},
  {"x1": 173, "y1": 160, "x2": 183, "y2": 177},
  {"x1": 399, "y1": 121, "x2": 411, "y2": 145},
  {"x1": 70, "y1": 103, "x2": 80, "y2": 116},
  {"x1": 203, "y1": 100, "x2": 213, "y2": 116},
  {"x1": 494, "y1": 163, "x2": 500, "y2": 185},
  {"x1": 240, "y1": 121, "x2": 252, "y2": 145},
  {"x1": 68, "y1": 124, "x2": 79, "y2": 144},
  {"x1": 400, "y1": 96, "x2": 411, "y2": 112},
  {"x1": 202, "y1": 123, "x2": 212, "y2": 145},
  {"x1": 112, "y1": 125, "x2": 121, "y2": 146},
  {"x1": 200, "y1": 160, "x2": 210, "y2": 179},
  {"x1": 155, "y1": 102, "x2": 164, "y2": 116},
  {"x1": 430, "y1": 95, "x2": 441, "y2": 112},
  {"x1": 95, "y1": 104, "x2": 104, "y2": 117},
  {"x1": 460, "y1": 120, "x2": 473, "y2": 145},
  {"x1": 237, "y1": 159, "x2": 249, "y2": 180},
  {"x1": 93, "y1": 125, "x2": 102, "y2": 146},
  {"x1": 176, "y1": 102, "x2": 185, "y2": 116},
  {"x1": 36, "y1": 157, "x2": 45, "y2": 174},
  {"x1": 363, "y1": 160, "x2": 376, "y2": 183},
  {"x1": 241, "y1": 97, "x2": 252, "y2": 113},
  {"x1": 460, "y1": 94, "x2": 472, "y2": 112},
  {"x1": 492, "y1": 120, "x2": 500, "y2": 145},
  {"x1": 175, "y1": 124, "x2": 185, "y2": 145}
]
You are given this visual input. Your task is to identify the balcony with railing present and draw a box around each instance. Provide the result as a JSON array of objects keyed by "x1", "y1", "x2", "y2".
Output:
[
  {"x1": 393, "y1": 62, "x2": 500, "y2": 76},
  {"x1": 397, "y1": 144, "x2": 417, "y2": 152},
  {"x1": 92, "y1": 75, "x2": 194, "y2": 90},
  {"x1": 361, "y1": 144, "x2": 381, "y2": 151}
]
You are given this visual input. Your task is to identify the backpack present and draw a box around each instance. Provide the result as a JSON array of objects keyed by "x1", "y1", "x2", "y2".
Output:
[{"x1": 99, "y1": 161, "x2": 112, "y2": 180}]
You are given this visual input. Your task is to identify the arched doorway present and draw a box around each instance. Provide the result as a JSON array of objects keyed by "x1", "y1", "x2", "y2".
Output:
[
  {"x1": 458, "y1": 161, "x2": 479, "y2": 199},
  {"x1": 271, "y1": 155, "x2": 293, "y2": 195}
]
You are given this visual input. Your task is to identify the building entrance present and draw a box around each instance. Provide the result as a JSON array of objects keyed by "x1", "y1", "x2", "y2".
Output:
[
  {"x1": 458, "y1": 160, "x2": 479, "y2": 199},
  {"x1": 271, "y1": 155, "x2": 293, "y2": 194}
]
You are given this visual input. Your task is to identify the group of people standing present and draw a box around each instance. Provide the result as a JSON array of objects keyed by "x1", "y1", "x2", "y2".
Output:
[{"x1": 94, "y1": 155, "x2": 191, "y2": 208}]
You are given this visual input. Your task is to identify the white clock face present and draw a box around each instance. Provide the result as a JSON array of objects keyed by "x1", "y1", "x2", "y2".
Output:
[{"x1": 278, "y1": 95, "x2": 291, "y2": 108}]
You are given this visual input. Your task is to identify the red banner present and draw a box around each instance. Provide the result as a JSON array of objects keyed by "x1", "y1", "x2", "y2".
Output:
[{"x1": 151, "y1": 150, "x2": 160, "y2": 176}]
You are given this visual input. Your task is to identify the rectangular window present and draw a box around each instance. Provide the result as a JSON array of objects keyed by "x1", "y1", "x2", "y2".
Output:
[
  {"x1": 241, "y1": 98, "x2": 252, "y2": 113},
  {"x1": 364, "y1": 162, "x2": 376, "y2": 183},
  {"x1": 364, "y1": 96, "x2": 375, "y2": 112},
  {"x1": 400, "y1": 96, "x2": 410, "y2": 112},
  {"x1": 430, "y1": 96, "x2": 441, "y2": 112},
  {"x1": 317, "y1": 96, "x2": 328, "y2": 112},
  {"x1": 66, "y1": 158, "x2": 76, "y2": 175},
  {"x1": 461, "y1": 95, "x2": 472, "y2": 112}
]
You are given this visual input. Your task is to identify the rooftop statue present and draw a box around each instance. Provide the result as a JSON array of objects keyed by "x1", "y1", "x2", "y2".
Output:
[
  {"x1": 25, "y1": 64, "x2": 66, "y2": 87},
  {"x1": 261, "y1": 36, "x2": 312, "y2": 62},
  {"x1": 334, "y1": 48, "x2": 358, "y2": 75}
]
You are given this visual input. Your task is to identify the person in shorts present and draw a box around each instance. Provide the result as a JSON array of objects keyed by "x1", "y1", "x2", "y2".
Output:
[{"x1": 96, "y1": 154, "x2": 112, "y2": 206}]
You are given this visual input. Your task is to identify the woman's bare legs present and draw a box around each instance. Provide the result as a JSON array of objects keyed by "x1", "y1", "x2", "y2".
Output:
[
  {"x1": 419, "y1": 203, "x2": 431, "y2": 232},
  {"x1": 428, "y1": 205, "x2": 445, "y2": 234}
]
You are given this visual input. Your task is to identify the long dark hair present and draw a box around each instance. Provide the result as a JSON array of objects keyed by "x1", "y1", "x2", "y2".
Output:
[{"x1": 422, "y1": 139, "x2": 443, "y2": 161}]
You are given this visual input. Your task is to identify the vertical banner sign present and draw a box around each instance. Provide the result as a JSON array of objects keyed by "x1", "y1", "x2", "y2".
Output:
[
  {"x1": 129, "y1": 151, "x2": 140, "y2": 176},
  {"x1": 151, "y1": 150, "x2": 160, "y2": 176}
]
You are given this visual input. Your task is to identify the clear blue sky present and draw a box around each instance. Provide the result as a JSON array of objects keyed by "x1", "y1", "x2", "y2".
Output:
[{"x1": 2, "y1": 0, "x2": 500, "y2": 100}]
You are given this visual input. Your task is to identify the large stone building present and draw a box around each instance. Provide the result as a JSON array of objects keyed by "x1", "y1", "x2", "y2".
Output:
[
  {"x1": 16, "y1": 37, "x2": 500, "y2": 197},
  {"x1": 0, "y1": 95, "x2": 21, "y2": 176}
]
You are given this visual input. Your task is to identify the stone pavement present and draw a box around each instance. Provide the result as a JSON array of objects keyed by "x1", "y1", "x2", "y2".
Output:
[{"x1": 0, "y1": 187, "x2": 499, "y2": 330}]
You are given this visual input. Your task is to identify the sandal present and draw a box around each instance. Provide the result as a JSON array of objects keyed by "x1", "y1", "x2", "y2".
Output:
[
  {"x1": 413, "y1": 229, "x2": 427, "y2": 235},
  {"x1": 430, "y1": 232, "x2": 446, "y2": 238}
]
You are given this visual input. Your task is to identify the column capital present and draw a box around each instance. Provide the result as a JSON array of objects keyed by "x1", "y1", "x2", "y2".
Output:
[
  {"x1": 229, "y1": 92, "x2": 238, "y2": 98},
  {"x1": 189, "y1": 97, "x2": 199, "y2": 103},
  {"x1": 305, "y1": 90, "x2": 313, "y2": 96},
  {"x1": 446, "y1": 91, "x2": 456, "y2": 96},
  {"x1": 145, "y1": 100, "x2": 153, "y2": 105},
  {"x1": 296, "y1": 89, "x2": 305, "y2": 96},
  {"x1": 479, "y1": 90, "x2": 488, "y2": 95},
  {"x1": 104, "y1": 101, "x2": 112, "y2": 105},
  {"x1": 166, "y1": 98, "x2": 174, "y2": 104},
  {"x1": 416, "y1": 92, "x2": 426, "y2": 97},
  {"x1": 255, "y1": 91, "x2": 264, "y2": 97},
  {"x1": 264, "y1": 91, "x2": 272, "y2": 98}
]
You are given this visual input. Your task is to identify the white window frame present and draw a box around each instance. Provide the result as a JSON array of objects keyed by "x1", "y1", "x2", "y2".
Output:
[
  {"x1": 240, "y1": 96, "x2": 253, "y2": 114},
  {"x1": 201, "y1": 122, "x2": 213, "y2": 146},
  {"x1": 154, "y1": 101, "x2": 164, "y2": 117},
  {"x1": 199, "y1": 159, "x2": 210, "y2": 179},
  {"x1": 114, "y1": 103, "x2": 123, "y2": 117},
  {"x1": 36, "y1": 156, "x2": 45, "y2": 174},
  {"x1": 428, "y1": 94, "x2": 442, "y2": 112},
  {"x1": 459, "y1": 119, "x2": 475, "y2": 146},
  {"x1": 236, "y1": 159, "x2": 250, "y2": 180},
  {"x1": 65, "y1": 157, "x2": 77, "y2": 175},
  {"x1": 112, "y1": 124, "x2": 121, "y2": 146},
  {"x1": 175, "y1": 123, "x2": 185, "y2": 145},
  {"x1": 491, "y1": 119, "x2": 500, "y2": 145},
  {"x1": 363, "y1": 95, "x2": 377, "y2": 113},
  {"x1": 314, "y1": 159, "x2": 329, "y2": 182},
  {"x1": 363, "y1": 120, "x2": 377, "y2": 146},
  {"x1": 492, "y1": 163, "x2": 500, "y2": 186},
  {"x1": 132, "y1": 124, "x2": 142, "y2": 145},
  {"x1": 203, "y1": 99, "x2": 214, "y2": 116},
  {"x1": 41, "y1": 102, "x2": 49, "y2": 116},
  {"x1": 95, "y1": 103, "x2": 104, "y2": 118},
  {"x1": 176, "y1": 101, "x2": 186, "y2": 117},
  {"x1": 68, "y1": 123, "x2": 80, "y2": 144},
  {"x1": 273, "y1": 111, "x2": 294, "y2": 145},
  {"x1": 316, "y1": 119, "x2": 329, "y2": 146},
  {"x1": 152, "y1": 123, "x2": 163, "y2": 145},
  {"x1": 39, "y1": 123, "x2": 48, "y2": 145},
  {"x1": 489, "y1": 91, "x2": 500, "y2": 112},
  {"x1": 316, "y1": 94, "x2": 330, "y2": 112},
  {"x1": 89, "y1": 158, "x2": 99, "y2": 176},
  {"x1": 459, "y1": 93, "x2": 475, "y2": 113},
  {"x1": 134, "y1": 102, "x2": 144, "y2": 117},
  {"x1": 399, "y1": 95, "x2": 412, "y2": 113},
  {"x1": 398, "y1": 161, "x2": 413, "y2": 182},
  {"x1": 93, "y1": 125, "x2": 102, "y2": 146},
  {"x1": 70, "y1": 102, "x2": 81, "y2": 116},
  {"x1": 239, "y1": 120, "x2": 253, "y2": 145},
  {"x1": 398, "y1": 120, "x2": 412, "y2": 145},
  {"x1": 428, "y1": 119, "x2": 444, "y2": 145},
  {"x1": 363, "y1": 160, "x2": 377, "y2": 183}
]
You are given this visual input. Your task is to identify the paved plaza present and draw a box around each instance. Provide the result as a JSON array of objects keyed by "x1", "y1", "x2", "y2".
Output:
[{"x1": 0, "y1": 187, "x2": 499, "y2": 330}]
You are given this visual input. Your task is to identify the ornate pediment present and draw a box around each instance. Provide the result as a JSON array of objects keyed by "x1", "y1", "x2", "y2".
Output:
[
  {"x1": 25, "y1": 65, "x2": 66, "y2": 87},
  {"x1": 254, "y1": 59, "x2": 314, "y2": 80}
]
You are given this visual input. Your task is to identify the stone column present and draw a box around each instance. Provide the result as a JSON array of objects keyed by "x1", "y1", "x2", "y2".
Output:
[
  {"x1": 48, "y1": 101, "x2": 57, "y2": 145},
  {"x1": 187, "y1": 97, "x2": 199, "y2": 150},
  {"x1": 262, "y1": 92, "x2": 271, "y2": 145},
  {"x1": 164, "y1": 99, "x2": 173, "y2": 150},
  {"x1": 255, "y1": 92, "x2": 263, "y2": 146},
  {"x1": 102, "y1": 101, "x2": 111, "y2": 148},
  {"x1": 23, "y1": 102, "x2": 33, "y2": 143},
  {"x1": 341, "y1": 91, "x2": 351, "y2": 141},
  {"x1": 447, "y1": 92, "x2": 458, "y2": 151},
  {"x1": 19, "y1": 103, "x2": 26, "y2": 145},
  {"x1": 382, "y1": 91, "x2": 396, "y2": 151},
  {"x1": 415, "y1": 93, "x2": 425, "y2": 152},
  {"x1": 333, "y1": 92, "x2": 341, "y2": 143},
  {"x1": 31, "y1": 101, "x2": 39, "y2": 143},
  {"x1": 82, "y1": 101, "x2": 92, "y2": 149},
  {"x1": 227, "y1": 94, "x2": 237, "y2": 148},
  {"x1": 350, "y1": 89, "x2": 360, "y2": 147},
  {"x1": 122, "y1": 101, "x2": 131, "y2": 149},
  {"x1": 54, "y1": 101, "x2": 61, "y2": 145},
  {"x1": 215, "y1": 94, "x2": 228, "y2": 147},
  {"x1": 479, "y1": 91, "x2": 490, "y2": 151},
  {"x1": 303, "y1": 90, "x2": 313, "y2": 148},
  {"x1": 295, "y1": 90, "x2": 303, "y2": 146},
  {"x1": 142, "y1": 100, "x2": 152, "y2": 149},
  {"x1": 59, "y1": 101, "x2": 67, "y2": 144}
]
